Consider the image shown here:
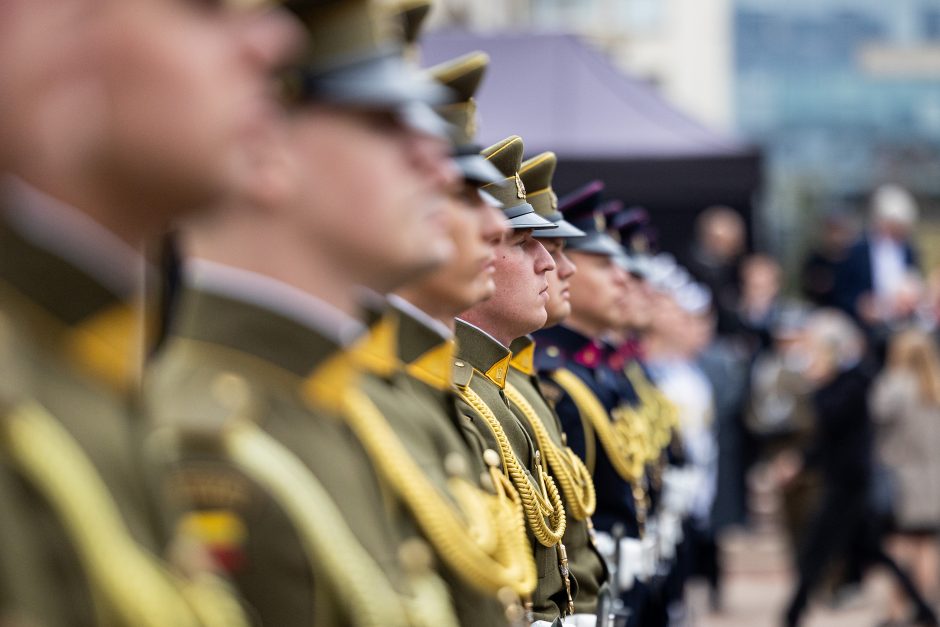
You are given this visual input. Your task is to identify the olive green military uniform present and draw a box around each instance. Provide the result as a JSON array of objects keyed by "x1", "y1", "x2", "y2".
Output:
[
  {"x1": 0, "y1": 205, "x2": 248, "y2": 627},
  {"x1": 453, "y1": 320, "x2": 571, "y2": 622},
  {"x1": 508, "y1": 336, "x2": 608, "y2": 615},
  {"x1": 146, "y1": 282, "x2": 459, "y2": 627},
  {"x1": 510, "y1": 152, "x2": 608, "y2": 617},
  {"x1": 351, "y1": 302, "x2": 530, "y2": 627}
]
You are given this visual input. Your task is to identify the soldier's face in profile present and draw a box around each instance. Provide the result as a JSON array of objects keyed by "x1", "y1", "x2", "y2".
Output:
[
  {"x1": 463, "y1": 228, "x2": 555, "y2": 336},
  {"x1": 540, "y1": 237, "x2": 577, "y2": 328},
  {"x1": 90, "y1": 0, "x2": 301, "y2": 220},
  {"x1": 405, "y1": 182, "x2": 507, "y2": 311},
  {"x1": 0, "y1": 0, "x2": 94, "y2": 169},
  {"x1": 621, "y1": 272, "x2": 653, "y2": 331},
  {"x1": 567, "y1": 251, "x2": 629, "y2": 332},
  {"x1": 288, "y1": 106, "x2": 459, "y2": 292}
]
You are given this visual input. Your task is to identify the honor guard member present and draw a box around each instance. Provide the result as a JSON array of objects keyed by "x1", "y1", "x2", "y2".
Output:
[
  {"x1": 532, "y1": 181, "x2": 653, "y2": 625},
  {"x1": 507, "y1": 151, "x2": 610, "y2": 627},
  {"x1": 606, "y1": 204, "x2": 684, "y2": 627},
  {"x1": 0, "y1": 0, "x2": 299, "y2": 624},
  {"x1": 351, "y1": 44, "x2": 538, "y2": 627},
  {"x1": 452, "y1": 136, "x2": 585, "y2": 626},
  {"x1": 145, "y1": 0, "x2": 468, "y2": 625}
]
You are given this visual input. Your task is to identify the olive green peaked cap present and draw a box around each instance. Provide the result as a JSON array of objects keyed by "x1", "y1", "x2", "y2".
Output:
[
  {"x1": 520, "y1": 152, "x2": 586, "y2": 239},
  {"x1": 481, "y1": 137, "x2": 556, "y2": 231},
  {"x1": 429, "y1": 52, "x2": 502, "y2": 185},
  {"x1": 395, "y1": 0, "x2": 432, "y2": 47},
  {"x1": 279, "y1": 0, "x2": 451, "y2": 110}
]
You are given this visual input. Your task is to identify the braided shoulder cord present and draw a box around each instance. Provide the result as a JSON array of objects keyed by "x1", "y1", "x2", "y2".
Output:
[
  {"x1": 504, "y1": 383, "x2": 596, "y2": 521},
  {"x1": 223, "y1": 420, "x2": 436, "y2": 627},
  {"x1": 339, "y1": 388, "x2": 538, "y2": 598},
  {"x1": 3, "y1": 402, "x2": 248, "y2": 627},
  {"x1": 456, "y1": 385, "x2": 566, "y2": 548},
  {"x1": 549, "y1": 369, "x2": 650, "y2": 529}
]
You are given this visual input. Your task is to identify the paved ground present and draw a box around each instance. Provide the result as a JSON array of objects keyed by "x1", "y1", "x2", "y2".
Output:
[
  {"x1": 684, "y1": 469, "x2": 899, "y2": 627},
  {"x1": 686, "y1": 525, "x2": 893, "y2": 627}
]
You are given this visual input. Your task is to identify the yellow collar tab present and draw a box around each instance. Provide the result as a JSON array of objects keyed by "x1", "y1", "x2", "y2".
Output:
[
  {"x1": 509, "y1": 338, "x2": 535, "y2": 377},
  {"x1": 483, "y1": 353, "x2": 512, "y2": 389},
  {"x1": 64, "y1": 303, "x2": 139, "y2": 392},
  {"x1": 406, "y1": 340, "x2": 455, "y2": 391},
  {"x1": 301, "y1": 350, "x2": 360, "y2": 414},
  {"x1": 350, "y1": 312, "x2": 401, "y2": 379}
]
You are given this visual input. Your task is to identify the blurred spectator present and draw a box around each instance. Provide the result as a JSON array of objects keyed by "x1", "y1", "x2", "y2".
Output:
[
  {"x1": 682, "y1": 206, "x2": 746, "y2": 337},
  {"x1": 870, "y1": 328, "x2": 940, "y2": 622},
  {"x1": 749, "y1": 307, "x2": 822, "y2": 564},
  {"x1": 780, "y1": 310, "x2": 937, "y2": 627},
  {"x1": 645, "y1": 279, "x2": 722, "y2": 607},
  {"x1": 801, "y1": 209, "x2": 858, "y2": 307},
  {"x1": 738, "y1": 253, "x2": 784, "y2": 353},
  {"x1": 832, "y1": 185, "x2": 920, "y2": 329}
]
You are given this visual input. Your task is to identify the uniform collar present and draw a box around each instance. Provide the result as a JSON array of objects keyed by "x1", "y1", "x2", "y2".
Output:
[
  {"x1": 1, "y1": 177, "x2": 143, "y2": 296},
  {"x1": 0, "y1": 211, "x2": 138, "y2": 391},
  {"x1": 533, "y1": 324, "x2": 609, "y2": 370},
  {"x1": 169, "y1": 284, "x2": 345, "y2": 379},
  {"x1": 390, "y1": 299, "x2": 454, "y2": 391},
  {"x1": 349, "y1": 305, "x2": 401, "y2": 380},
  {"x1": 454, "y1": 319, "x2": 512, "y2": 389},
  {"x1": 186, "y1": 258, "x2": 364, "y2": 347},
  {"x1": 509, "y1": 335, "x2": 536, "y2": 376}
]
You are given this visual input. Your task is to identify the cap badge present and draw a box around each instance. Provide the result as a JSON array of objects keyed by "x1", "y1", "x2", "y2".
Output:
[
  {"x1": 594, "y1": 212, "x2": 606, "y2": 233},
  {"x1": 514, "y1": 172, "x2": 526, "y2": 199},
  {"x1": 465, "y1": 98, "x2": 478, "y2": 140}
]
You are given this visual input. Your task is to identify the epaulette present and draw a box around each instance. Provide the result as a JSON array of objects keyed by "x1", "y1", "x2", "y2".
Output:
[
  {"x1": 451, "y1": 358, "x2": 473, "y2": 389},
  {"x1": 533, "y1": 342, "x2": 565, "y2": 373}
]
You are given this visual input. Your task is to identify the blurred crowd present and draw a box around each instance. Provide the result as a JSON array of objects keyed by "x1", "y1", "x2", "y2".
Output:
[{"x1": 644, "y1": 186, "x2": 940, "y2": 627}]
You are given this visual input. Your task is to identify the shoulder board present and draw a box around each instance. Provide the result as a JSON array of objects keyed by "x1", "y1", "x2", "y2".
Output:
[{"x1": 452, "y1": 359, "x2": 473, "y2": 389}]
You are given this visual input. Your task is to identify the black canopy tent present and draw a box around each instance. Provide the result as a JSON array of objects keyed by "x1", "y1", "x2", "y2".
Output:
[{"x1": 420, "y1": 31, "x2": 762, "y2": 254}]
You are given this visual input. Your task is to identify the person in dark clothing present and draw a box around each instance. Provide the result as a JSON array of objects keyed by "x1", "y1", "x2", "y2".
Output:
[
  {"x1": 682, "y1": 206, "x2": 746, "y2": 337},
  {"x1": 780, "y1": 310, "x2": 937, "y2": 627},
  {"x1": 800, "y1": 209, "x2": 857, "y2": 308}
]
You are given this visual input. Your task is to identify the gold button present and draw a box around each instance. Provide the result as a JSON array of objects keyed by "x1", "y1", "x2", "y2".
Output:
[
  {"x1": 211, "y1": 372, "x2": 249, "y2": 410},
  {"x1": 444, "y1": 452, "x2": 467, "y2": 477},
  {"x1": 547, "y1": 346, "x2": 560, "y2": 357},
  {"x1": 398, "y1": 537, "x2": 433, "y2": 574},
  {"x1": 483, "y1": 448, "x2": 501, "y2": 468}
]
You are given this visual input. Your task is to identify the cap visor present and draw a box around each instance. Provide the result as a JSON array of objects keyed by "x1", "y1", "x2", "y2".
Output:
[
  {"x1": 533, "y1": 218, "x2": 585, "y2": 239},
  {"x1": 455, "y1": 154, "x2": 503, "y2": 185},
  {"x1": 396, "y1": 101, "x2": 452, "y2": 139},
  {"x1": 302, "y1": 51, "x2": 454, "y2": 108},
  {"x1": 566, "y1": 233, "x2": 624, "y2": 257},
  {"x1": 507, "y1": 212, "x2": 558, "y2": 230}
]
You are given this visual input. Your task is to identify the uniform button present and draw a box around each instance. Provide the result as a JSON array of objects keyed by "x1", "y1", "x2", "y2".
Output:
[
  {"x1": 212, "y1": 372, "x2": 250, "y2": 410},
  {"x1": 398, "y1": 537, "x2": 433, "y2": 575},
  {"x1": 483, "y1": 448, "x2": 501, "y2": 468},
  {"x1": 444, "y1": 452, "x2": 467, "y2": 477},
  {"x1": 546, "y1": 346, "x2": 560, "y2": 358}
]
